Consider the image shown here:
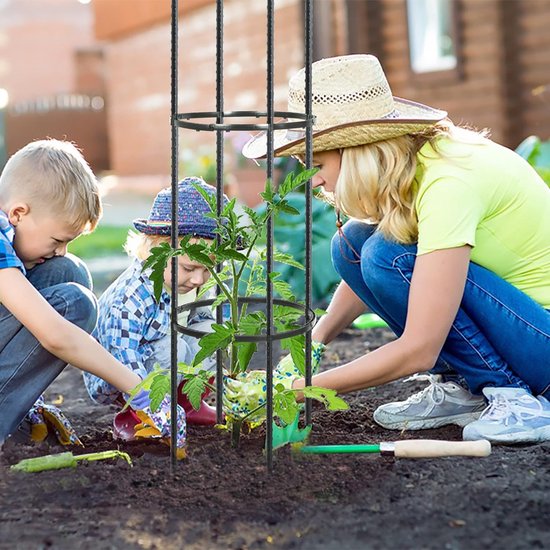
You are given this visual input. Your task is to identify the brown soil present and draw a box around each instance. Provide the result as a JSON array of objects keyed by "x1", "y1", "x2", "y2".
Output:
[{"x1": 1, "y1": 327, "x2": 549, "y2": 549}]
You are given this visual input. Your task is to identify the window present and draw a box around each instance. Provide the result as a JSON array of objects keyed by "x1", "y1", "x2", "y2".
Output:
[{"x1": 407, "y1": 0, "x2": 457, "y2": 74}]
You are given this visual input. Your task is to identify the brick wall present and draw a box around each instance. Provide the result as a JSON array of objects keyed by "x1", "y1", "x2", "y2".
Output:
[
  {"x1": 0, "y1": 0, "x2": 108, "y2": 172},
  {"x1": 0, "y1": 0, "x2": 94, "y2": 103},
  {"x1": 100, "y1": 0, "x2": 304, "y2": 177},
  {"x1": 345, "y1": 0, "x2": 550, "y2": 148}
]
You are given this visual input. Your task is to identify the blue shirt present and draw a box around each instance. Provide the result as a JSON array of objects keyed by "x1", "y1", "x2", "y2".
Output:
[{"x1": 0, "y1": 210, "x2": 25, "y2": 274}]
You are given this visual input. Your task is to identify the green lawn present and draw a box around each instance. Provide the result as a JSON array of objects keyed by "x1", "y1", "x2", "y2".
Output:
[{"x1": 68, "y1": 224, "x2": 130, "y2": 259}]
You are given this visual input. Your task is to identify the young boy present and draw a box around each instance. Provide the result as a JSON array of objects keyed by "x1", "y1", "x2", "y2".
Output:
[
  {"x1": 83, "y1": 177, "x2": 226, "y2": 438},
  {"x1": 0, "y1": 139, "x2": 185, "y2": 451}
]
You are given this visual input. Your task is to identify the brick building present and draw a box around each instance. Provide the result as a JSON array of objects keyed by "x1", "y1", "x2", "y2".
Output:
[
  {"x1": 93, "y1": 0, "x2": 550, "y2": 181},
  {"x1": 0, "y1": 0, "x2": 109, "y2": 171}
]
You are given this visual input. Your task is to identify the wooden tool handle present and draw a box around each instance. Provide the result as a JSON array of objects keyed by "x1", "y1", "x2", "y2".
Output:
[{"x1": 392, "y1": 439, "x2": 491, "y2": 458}]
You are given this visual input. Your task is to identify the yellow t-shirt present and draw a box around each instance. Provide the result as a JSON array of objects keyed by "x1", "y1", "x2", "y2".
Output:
[{"x1": 415, "y1": 138, "x2": 550, "y2": 308}]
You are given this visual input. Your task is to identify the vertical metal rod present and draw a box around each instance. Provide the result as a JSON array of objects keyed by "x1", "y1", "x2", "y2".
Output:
[
  {"x1": 304, "y1": 0, "x2": 313, "y2": 425},
  {"x1": 169, "y1": 0, "x2": 179, "y2": 471},
  {"x1": 215, "y1": 0, "x2": 225, "y2": 424},
  {"x1": 265, "y1": 0, "x2": 275, "y2": 471}
]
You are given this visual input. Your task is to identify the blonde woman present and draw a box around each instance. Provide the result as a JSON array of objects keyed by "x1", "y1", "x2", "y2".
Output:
[{"x1": 228, "y1": 54, "x2": 550, "y2": 444}]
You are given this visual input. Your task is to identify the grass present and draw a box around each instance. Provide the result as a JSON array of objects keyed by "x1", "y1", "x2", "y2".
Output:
[{"x1": 68, "y1": 224, "x2": 130, "y2": 259}]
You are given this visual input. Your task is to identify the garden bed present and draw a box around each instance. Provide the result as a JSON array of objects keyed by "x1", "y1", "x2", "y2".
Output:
[{"x1": 1, "y1": 327, "x2": 548, "y2": 549}]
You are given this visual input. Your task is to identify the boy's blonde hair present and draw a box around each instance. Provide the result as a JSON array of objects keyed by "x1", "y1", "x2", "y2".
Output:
[
  {"x1": 333, "y1": 123, "x2": 488, "y2": 243},
  {"x1": 124, "y1": 230, "x2": 170, "y2": 261},
  {"x1": 0, "y1": 139, "x2": 102, "y2": 232}
]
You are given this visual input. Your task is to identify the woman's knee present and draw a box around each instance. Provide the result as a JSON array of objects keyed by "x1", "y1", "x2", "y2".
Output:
[
  {"x1": 360, "y1": 233, "x2": 416, "y2": 290},
  {"x1": 331, "y1": 220, "x2": 375, "y2": 274}
]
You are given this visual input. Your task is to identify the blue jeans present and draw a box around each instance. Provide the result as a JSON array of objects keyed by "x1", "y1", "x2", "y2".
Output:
[
  {"x1": 0, "y1": 254, "x2": 97, "y2": 444},
  {"x1": 332, "y1": 221, "x2": 550, "y2": 398}
]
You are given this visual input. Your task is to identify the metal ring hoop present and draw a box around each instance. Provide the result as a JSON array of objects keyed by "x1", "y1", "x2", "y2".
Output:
[
  {"x1": 177, "y1": 296, "x2": 316, "y2": 341},
  {"x1": 176, "y1": 110, "x2": 314, "y2": 132}
]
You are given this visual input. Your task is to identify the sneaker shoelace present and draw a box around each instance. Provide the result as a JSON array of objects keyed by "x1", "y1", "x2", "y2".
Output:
[
  {"x1": 400, "y1": 374, "x2": 448, "y2": 406},
  {"x1": 480, "y1": 394, "x2": 544, "y2": 426}
]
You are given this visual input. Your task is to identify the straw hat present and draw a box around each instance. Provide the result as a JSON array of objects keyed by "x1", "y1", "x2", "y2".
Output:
[{"x1": 242, "y1": 54, "x2": 447, "y2": 159}]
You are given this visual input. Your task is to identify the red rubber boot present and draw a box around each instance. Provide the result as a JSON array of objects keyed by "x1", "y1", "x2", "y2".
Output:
[{"x1": 177, "y1": 378, "x2": 221, "y2": 426}]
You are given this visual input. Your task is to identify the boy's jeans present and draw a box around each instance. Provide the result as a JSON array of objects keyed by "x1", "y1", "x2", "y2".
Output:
[
  {"x1": 332, "y1": 221, "x2": 550, "y2": 398},
  {"x1": 0, "y1": 254, "x2": 97, "y2": 444}
]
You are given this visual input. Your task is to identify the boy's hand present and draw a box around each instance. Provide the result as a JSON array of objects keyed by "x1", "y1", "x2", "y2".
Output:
[
  {"x1": 26, "y1": 395, "x2": 83, "y2": 447},
  {"x1": 222, "y1": 342, "x2": 326, "y2": 423},
  {"x1": 132, "y1": 395, "x2": 187, "y2": 458}
]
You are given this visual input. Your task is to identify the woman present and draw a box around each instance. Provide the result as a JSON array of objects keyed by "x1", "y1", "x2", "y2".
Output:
[{"x1": 233, "y1": 54, "x2": 550, "y2": 444}]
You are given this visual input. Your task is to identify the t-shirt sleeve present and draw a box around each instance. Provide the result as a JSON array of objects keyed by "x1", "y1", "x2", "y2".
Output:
[
  {"x1": 0, "y1": 234, "x2": 25, "y2": 273},
  {"x1": 416, "y1": 177, "x2": 485, "y2": 255}
]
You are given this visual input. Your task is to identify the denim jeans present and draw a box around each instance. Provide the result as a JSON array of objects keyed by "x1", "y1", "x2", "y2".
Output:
[
  {"x1": 0, "y1": 254, "x2": 97, "y2": 444},
  {"x1": 332, "y1": 220, "x2": 550, "y2": 398}
]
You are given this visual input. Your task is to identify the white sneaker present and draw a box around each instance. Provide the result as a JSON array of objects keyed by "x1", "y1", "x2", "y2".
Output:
[
  {"x1": 373, "y1": 374, "x2": 485, "y2": 430},
  {"x1": 463, "y1": 387, "x2": 550, "y2": 444}
]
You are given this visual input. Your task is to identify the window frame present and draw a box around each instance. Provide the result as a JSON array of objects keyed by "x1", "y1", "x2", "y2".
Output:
[{"x1": 405, "y1": 0, "x2": 463, "y2": 85}]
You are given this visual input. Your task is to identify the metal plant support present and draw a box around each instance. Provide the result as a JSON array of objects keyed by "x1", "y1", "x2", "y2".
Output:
[{"x1": 169, "y1": 0, "x2": 314, "y2": 470}]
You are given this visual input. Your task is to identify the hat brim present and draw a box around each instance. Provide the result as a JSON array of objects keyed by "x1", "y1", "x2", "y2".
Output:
[
  {"x1": 133, "y1": 219, "x2": 215, "y2": 239},
  {"x1": 242, "y1": 98, "x2": 447, "y2": 159},
  {"x1": 132, "y1": 219, "x2": 248, "y2": 250}
]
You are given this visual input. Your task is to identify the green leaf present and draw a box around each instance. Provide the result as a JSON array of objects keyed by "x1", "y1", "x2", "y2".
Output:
[
  {"x1": 301, "y1": 386, "x2": 349, "y2": 411},
  {"x1": 288, "y1": 335, "x2": 306, "y2": 376},
  {"x1": 222, "y1": 197, "x2": 238, "y2": 217},
  {"x1": 273, "y1": 251, "x2": 304, "y2": 270},
  {"x1": 279, "y1": 166, "x2": 319, "y2": 196},
  {"x1": 149, "y1": 374, "x2": 171, "y2": 412},
  {"x1": 184, "y1": 244, "x2": 215, "y2": 268},
  {"x1": 180, "y1": 374, "x2": 208, "y2": 410},
  {"x1": 192, "y1": 182, "x2": 218, "y2": 213},
  {"x1": 194, "y1": 323, "x2": 234, "y2": 366},
  {"x1": 273, "y1": 390, "x2": 301, "y2": 425},
  {"x1": 260, "y1": 178, "x2": 274, "y2": 202},
  {"x1": 152, "y1": 269, "x2": 165, "y2": 302},
  {"x1": 272, "y1": 278, "x2": 295, "y2": 301},
  {"x1": 216, "y1": 248, "x2": 248, "y2": 262},
  {"x1": 238, "y1": 311, "x2": 266, "y2": 334},
  {"x1": 275, "y1": 200, "x2": 300, "y2": 216},
  {"x1": 242, "y1": 205, "x2": 260, "y2": 224},
  {"x1": 236, "y1": 341, "x2": 257, "y2": 372}
]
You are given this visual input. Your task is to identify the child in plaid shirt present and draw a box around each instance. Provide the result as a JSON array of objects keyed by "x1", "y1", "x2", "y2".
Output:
[
  {"x1": 0, "y1": 140, "x2": 185, "y2": 453},
  {"x1": 84, "y1": 177, "x2": 227, "y2": 436}
]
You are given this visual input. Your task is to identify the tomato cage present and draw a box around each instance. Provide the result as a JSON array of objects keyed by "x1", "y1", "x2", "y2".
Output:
[{"x1": 168, "y1": 0, "x2": 315, "y2": 471}]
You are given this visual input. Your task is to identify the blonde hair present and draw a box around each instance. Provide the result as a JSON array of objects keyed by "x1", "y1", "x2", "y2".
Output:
[
  {"x1": 0, "y1": 139, "x2": 102, "y2": 232},
  {"x1": 333, "y1": 122, "x2": 488, "y2": 243},
  {"x1": 124, "y1": 231, "x2": 170, "y2": 261}
]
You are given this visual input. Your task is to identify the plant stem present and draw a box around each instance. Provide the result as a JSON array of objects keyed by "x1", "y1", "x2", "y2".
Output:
[
  {"x1": 231, "y1": 420, "x2": 241, "y2": 448},
  {"x1": 230, "y1": 260, "x2": 240, "y2": 375}
]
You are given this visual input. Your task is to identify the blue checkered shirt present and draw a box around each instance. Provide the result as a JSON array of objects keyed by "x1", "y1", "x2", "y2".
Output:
[
  {"x1": 0, "y1": 210, "x2": 25, "y2": 274},
  {"x1": 86, "y1": 258, "x2": 213, "y2": 404}
]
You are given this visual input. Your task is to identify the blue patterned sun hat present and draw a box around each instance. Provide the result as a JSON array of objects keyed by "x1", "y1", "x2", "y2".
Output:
[{"x1": 133, "y1": 177, "x2": 229, "y2": 238}]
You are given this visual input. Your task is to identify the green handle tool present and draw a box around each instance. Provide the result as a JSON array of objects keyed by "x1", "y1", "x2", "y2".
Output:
[
  {"x1": 296, "y1": 439, "x2": 491, "y2": 458},
  {"x1": 10, "y1": 450, "x2": 132, "y2": 473}
]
